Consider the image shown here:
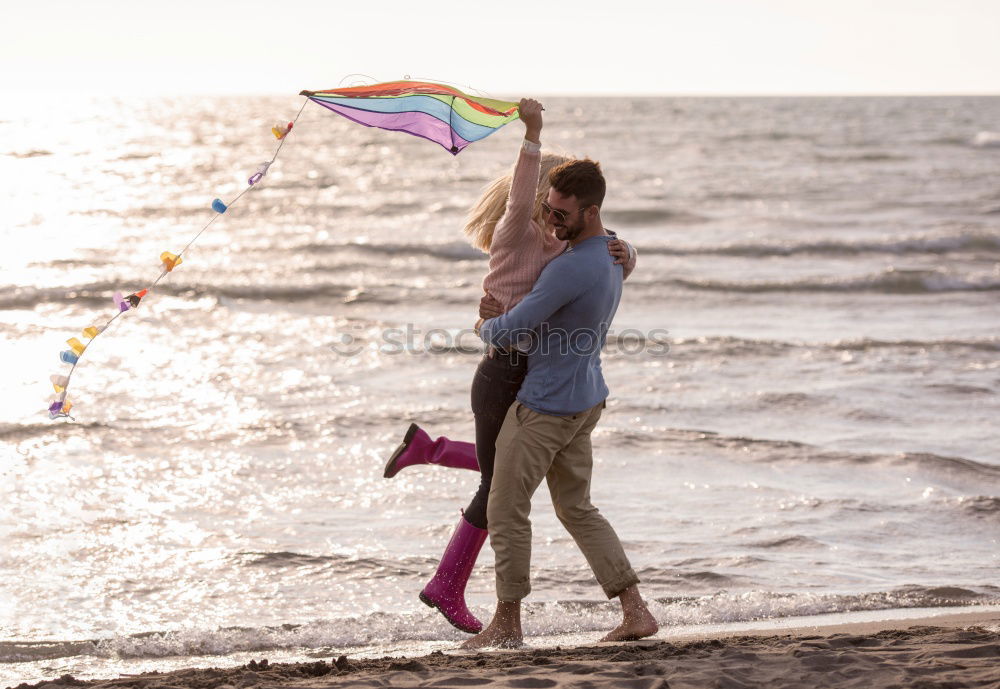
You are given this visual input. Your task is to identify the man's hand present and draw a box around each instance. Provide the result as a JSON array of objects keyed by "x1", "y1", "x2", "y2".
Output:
[
  {"x1": 608, "y1": 239, "x2": 632, "y2": 265},
  {"x1": 519, "y1": 98, "x2": 543, "y2": 144},
  {"x1": 479, "y1": 292, "x2": 504, "y2": 319}
]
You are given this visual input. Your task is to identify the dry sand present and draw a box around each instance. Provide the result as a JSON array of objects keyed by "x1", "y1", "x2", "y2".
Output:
[{"x1": 11, "y1": 610, "x2": 1000, "y2": 689}]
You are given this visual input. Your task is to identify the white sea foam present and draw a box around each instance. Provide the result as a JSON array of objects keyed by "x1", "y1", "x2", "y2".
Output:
[
  {"x1": 2, "y1": 589, "x2": 994, "y2": 665},
  {"x1": 972, "y1": 131, "x2": 1000, "y2": 147}
]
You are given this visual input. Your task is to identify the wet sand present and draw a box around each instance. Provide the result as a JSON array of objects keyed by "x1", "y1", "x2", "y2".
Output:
[{"x1": 12, "y1": 610, "x2": 1000, "y2": 689}]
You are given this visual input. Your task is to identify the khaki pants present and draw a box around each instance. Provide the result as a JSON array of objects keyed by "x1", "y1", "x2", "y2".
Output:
[{"x1": 486, "y1": 399, "x2": 640, "y2": 601}]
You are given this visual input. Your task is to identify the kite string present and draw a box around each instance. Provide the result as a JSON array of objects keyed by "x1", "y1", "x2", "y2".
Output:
[
  {"x1": 177, "y1": 98, "x2": 309, "y2": 261},
  {"x1": 338, "y1": 73, "x2": 380, "y2": 88},
  {"x1": 404, "y1": 75, "x2": 494, "y2": 100},
  {"x1": 50, "y1": 97, "x2": 311, "y2": 419}
]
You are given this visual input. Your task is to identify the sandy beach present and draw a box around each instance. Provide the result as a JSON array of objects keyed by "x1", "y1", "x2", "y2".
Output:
[{"x1": 11, "y1": 610, "x2": 1000, "y2": 689}]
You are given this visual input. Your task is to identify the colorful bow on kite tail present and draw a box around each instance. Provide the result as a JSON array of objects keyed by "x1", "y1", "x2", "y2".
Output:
[
  {"x1": 300, "y1": 81, "x2": 520, "y2": 155},
  {"x1": 49, "y1": 275, "x2": 161, "y2": 418},
  {"x1": 47, "y1": 80, "x2": 520, "y2": 420}
]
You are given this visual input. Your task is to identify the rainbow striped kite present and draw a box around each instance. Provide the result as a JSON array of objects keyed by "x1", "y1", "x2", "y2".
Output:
[{"x1": 301, "y1": 81, "x2": 521, "y2": 154}]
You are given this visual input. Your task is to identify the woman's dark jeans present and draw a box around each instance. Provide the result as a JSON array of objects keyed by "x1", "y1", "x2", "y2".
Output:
[{"x1": 464, "y1": 350, "x2": 528, "y2": 528}]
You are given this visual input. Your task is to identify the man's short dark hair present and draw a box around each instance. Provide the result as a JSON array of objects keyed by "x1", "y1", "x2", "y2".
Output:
[{"x1": 548, "y1": 159, "x2": 606, "y2": 209}]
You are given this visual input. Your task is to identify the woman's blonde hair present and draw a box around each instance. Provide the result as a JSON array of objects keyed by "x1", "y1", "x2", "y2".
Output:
[{"x1": 463, "y1": 151, "x2": 574, "y2": 253}]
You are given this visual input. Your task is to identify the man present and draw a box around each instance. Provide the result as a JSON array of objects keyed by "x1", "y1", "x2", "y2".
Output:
[{"x1": 462, "y1": 158, "x2": 658, "y2": 648}]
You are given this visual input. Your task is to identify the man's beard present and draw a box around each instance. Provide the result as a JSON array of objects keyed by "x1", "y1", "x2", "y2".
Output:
[{"x1": 554, "y1": 215, "x2": 586, "y2": 242}]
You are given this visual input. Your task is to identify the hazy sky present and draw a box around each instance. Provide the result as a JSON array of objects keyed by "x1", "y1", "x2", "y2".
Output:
[{"x1": 3, "y1": 0, "x2": 998, "y2": 97}]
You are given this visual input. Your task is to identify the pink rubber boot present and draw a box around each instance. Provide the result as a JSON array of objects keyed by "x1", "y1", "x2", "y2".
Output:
[
  {"x1": 419, "y1": 514, "x2": 488, "y2": 633},
  {"x1": 383, "y1": 423, "x2": 479, "y2": 478}
]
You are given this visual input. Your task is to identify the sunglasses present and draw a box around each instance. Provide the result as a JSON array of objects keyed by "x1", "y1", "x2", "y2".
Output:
[{"x1": 541, "y1": 200, "x2": 588, "y2": 223}]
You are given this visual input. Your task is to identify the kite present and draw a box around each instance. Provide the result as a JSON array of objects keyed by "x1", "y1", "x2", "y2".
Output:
[
  {"x1": 301, "y1": 81, "x2": 521, "y2": 155},
  {"x1": 46, "y1": 80, "x2": 520, "y2": 419}
]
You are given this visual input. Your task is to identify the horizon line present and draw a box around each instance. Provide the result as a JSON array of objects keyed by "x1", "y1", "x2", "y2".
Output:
[{"x1": 6, "y1": 89, "x2": 999, "y2": 99}]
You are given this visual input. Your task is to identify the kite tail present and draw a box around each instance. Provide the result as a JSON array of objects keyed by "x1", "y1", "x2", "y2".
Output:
[{"x1": 47, "y1": 98, "x2": 310, "y2": 420}]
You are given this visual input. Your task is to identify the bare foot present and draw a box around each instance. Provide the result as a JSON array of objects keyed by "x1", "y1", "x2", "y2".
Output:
[
  {"x1": 599, "y1": 607, "x2": 659, "y2": 642},
  {"x1": 600, "y1": 584, "x2": 659, "y2": 642},
  {"x1": 461, "y1": 624, "x2": 523, "y2": 649},
  {"x1": 461, "y1": 601, "x2": 523, "y2": 649}
]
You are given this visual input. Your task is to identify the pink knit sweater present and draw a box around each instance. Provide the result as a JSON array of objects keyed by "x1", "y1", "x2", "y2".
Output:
[{"x1": 482, "y1": 144, "x2": 636, "y2": 311}]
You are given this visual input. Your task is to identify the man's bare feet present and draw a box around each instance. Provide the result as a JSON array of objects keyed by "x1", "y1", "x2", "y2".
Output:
[
  {"x1": 600, "y1": 585, "x2": 659, "y2": 642},
  {"x1": 461, "y1": 601, "x2": 523, "y2": 649},
  {"x1": 600, "y1": 609, "x2": 659, "y2": 642}
]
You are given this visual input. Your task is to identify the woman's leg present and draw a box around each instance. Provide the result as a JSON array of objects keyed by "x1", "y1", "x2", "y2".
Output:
[
  {"x1": 383, "y1": 424, "x2": 479, "y2": 478},
  {"x1": 465, "y1": 352, "x2": 527, "y2": 528},
  {"x1": 384, "y1": 354, "x2": 525, "y2": 482},
  {"x1": 419, "y1": 351, "x2": 527, "y2": 633}
]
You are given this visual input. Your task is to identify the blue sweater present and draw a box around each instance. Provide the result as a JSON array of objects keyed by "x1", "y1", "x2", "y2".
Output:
[{"x1": 479, "y1": 234, "x2": 623, "y2": 416}]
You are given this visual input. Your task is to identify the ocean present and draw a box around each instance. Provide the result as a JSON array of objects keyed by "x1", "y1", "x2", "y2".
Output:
[{"x1": 1, "y1": 94, "x2": 998, "y2": 685}]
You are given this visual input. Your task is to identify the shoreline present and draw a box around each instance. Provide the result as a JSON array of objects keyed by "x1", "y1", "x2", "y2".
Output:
[
  {"x1": 666, "y1": 605, "x2": 1000, "y2": 641},
  {"x1": 9, "y1": 607, "x2": 1000, "y2": 688}
]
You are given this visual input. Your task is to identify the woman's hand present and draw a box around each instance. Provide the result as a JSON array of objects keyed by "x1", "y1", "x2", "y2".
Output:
[
  {"x1": 479, "y1": 293, "x2": 504, "y2": 319},
  {"x1": 608, "y1": 239, "x2": 632, "y2": 265},
  {"x1": 519, "y1": 98, "x2": 543, "y2": 144}
]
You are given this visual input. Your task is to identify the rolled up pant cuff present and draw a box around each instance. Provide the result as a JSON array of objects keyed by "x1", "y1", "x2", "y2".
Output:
[
  {"x1": 496, "y1": 578, "x2": 531, "y2": 602},
  {"x1": 601, "y1": 569, "x2": 640, "y2": 600}
]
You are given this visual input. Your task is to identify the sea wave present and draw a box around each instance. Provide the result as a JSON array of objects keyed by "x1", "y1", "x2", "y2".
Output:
[
  {"x1": 295, "y1": 241, "x2": 484, "y2": 261},
  {"x1": 2, "y1": 587, "x2": 995, "y2": 663},
  {"x1": 827, "y1": 336, "x2": 1000, "y2": 352},
  {"x1": 891, "y1": 452, "x2": 1000, "y2": 480},
  {"x1": 952, "y1": 495, "x2": 1000, "y2": 516},
  {"x1": 664, "y1": 334, "x2": 1000, "y2": 356},
  {"x1": 814, "y1": 151, "x2": 909, "y2": 163},
  {"x1": 296, "y1": 232, "x2": 1000, "y2": 261},
  {"x1": 319, "y1": 330, "x2": 1000, "y2": 361},
  {"x1": 972, "y1": 131, "x2": 1000, "y2": 148},
  {"x1": 747, "y1": 535, "x2": 826, "y2": 550},
  {"x1": 0, "y1": 422, "x2": 112, "y2": 443},
  {"x1": 633, "y1": 268, "x2": 1000, "y2": 294},
  {"x1": 635, "y1": 232, "x2": 1000, "y2": 257},
  {"x1": 6, "y1": 150, "x2": 52, "y2": 159},
  {"x1": 0, "y1": 282, "x2": 360, "y2": 310},
  {"x1": 595, "y1": 425, "x2": 1000, "y2": 478},
  {"x1": 6, "y1": 266, "x2": 998, "y2": 312},
  {"x1": 722, "y1": 131, "x2": 811, "y2": 143},
  {"x1": 236, "y1": 551, "x2": 432, "y2": 579},
  {"x1": 116, "y1": 152, "x2": 160, "y2": 161},
  {"x1": 604, "y1": 208, "x2": 709, "y2": 225}
]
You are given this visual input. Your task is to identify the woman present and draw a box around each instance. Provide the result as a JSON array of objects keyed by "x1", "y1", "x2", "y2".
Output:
[{"x1": 383, "y1": 99, "x2": 636, "y2": 633}]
